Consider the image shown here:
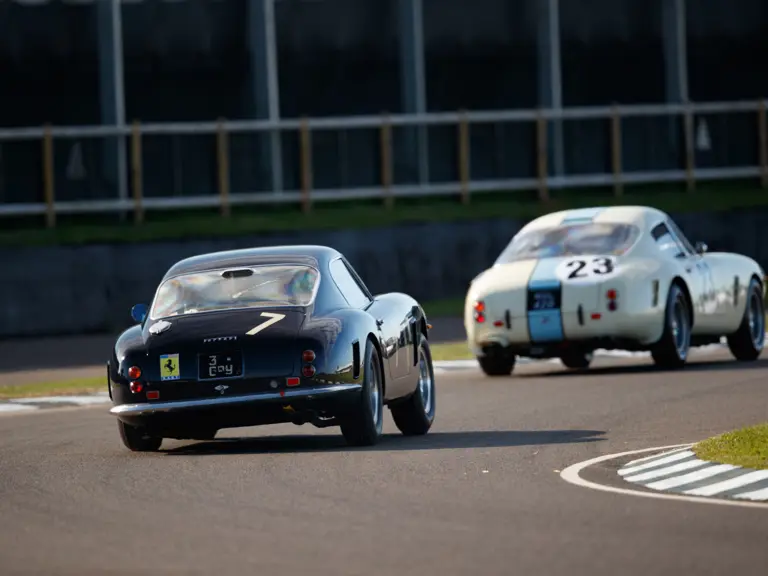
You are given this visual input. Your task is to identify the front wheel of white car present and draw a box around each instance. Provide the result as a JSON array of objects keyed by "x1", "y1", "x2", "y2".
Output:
[
  {"x1": 726, "y1": 277, "x2": 765, "y2": 362},
  {"x1": 650, "y1": 283, "x2": 691, "y2": 369}
]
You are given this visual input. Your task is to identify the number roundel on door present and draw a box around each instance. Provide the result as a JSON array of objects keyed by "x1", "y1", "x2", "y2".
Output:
[{"x1": 555, "y1": 256, "x2": 617, "y2": 282}]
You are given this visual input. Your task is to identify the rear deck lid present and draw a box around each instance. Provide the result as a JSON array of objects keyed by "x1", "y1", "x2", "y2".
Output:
[{"x1": 141, "y1": 308, "x2": 306, "y2": 381}]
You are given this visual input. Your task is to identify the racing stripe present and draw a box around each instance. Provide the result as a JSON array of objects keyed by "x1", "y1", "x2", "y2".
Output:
[
  {"x1": 527, "y1": 258, "x2": 564, "y2": 342},
  {"x1": 560, "y1": 207, "x2": 605, "y2": 225},
  {"x1": 527, "y1": 257, "x2": 562, "y2": 290}
]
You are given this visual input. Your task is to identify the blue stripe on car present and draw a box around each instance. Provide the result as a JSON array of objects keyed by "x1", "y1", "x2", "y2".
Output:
[
  {"x1": 528, "y1": 257, "x2": 562, "y2": 289},
  {"x1": 560, "y1": 207, "x2": 605, "y2": 224},
  {"x1": 527, "y1": 258, "x2": 564, "y2": 343}
]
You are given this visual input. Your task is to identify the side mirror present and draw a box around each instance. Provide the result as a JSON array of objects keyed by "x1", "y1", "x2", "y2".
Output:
[
  {"x1": 131, "y1": 303, "x2": 148, "y2": 324},
  {"x1": 694, "y1": 241, "x2": 708, "y2": 255}
]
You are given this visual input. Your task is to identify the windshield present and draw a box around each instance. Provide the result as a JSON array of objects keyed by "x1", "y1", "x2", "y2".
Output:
[
  {"x1": 149, "y1": 264, "x2": 320, "y2": 320},
  {"x1": 496, "y1": 222, "x2": 640, "y2": 264}
]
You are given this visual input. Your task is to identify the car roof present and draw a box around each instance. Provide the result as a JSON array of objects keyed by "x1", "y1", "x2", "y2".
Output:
[
  {"x1": 162, "y1": 245, "x2": 342, "y2": 280},
  {"x1": 519, "y1": 205, "x2": 667, "y2": 233}
]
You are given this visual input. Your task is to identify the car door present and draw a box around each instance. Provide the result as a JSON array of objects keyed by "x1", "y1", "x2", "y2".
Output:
[
  {"x1": 664, "y1": 219, "x2": 719, "y2": 332},
  {"x1": 344, "y1": 258, "x2": 414, "y2": 382},
  {"x1": 668, "y1": 220, "x2": 736, "y2": 327},
  {"x1": 328, "y1": 258, "x2": 406, "y2": 393}
]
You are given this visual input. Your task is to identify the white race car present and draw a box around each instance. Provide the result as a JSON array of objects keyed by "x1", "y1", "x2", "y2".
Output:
[{"x1": 464, "y1": 205, "x2": 765, "y2": 375}]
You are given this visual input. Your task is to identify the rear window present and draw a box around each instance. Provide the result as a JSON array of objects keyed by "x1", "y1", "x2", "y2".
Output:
[
  {"x1": 496, "y1": 222, "x2": 641, "y2": 264},
  {"x1": 150, "y1": 264, "x2": 320, "y2": 320}
]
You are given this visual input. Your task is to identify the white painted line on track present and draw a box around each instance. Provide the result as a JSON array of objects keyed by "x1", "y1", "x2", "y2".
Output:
[
  {"x1": 734, "y1": 486, "x2": 768, "y2": 500},
  {"x1": 622, "y1": 458, "x2": 710, "y2": 483},
  {"x1": 618, "y1": 450, "x2": 695, "y2": 476},
  {"x1": 623, "y1": 446, "x2": 692, "y2": 468},
  {"x1": 0, "y1": 403, "x2": 38, "y2": 413},
  {"x1": 559, "y1": 444, "x2": 768, "y2": 509},
  {"x1": 9, "y1": 394, "x2": 110, "y2": 405},
  {"x1": 683, "y1": 470, "x2": 768, "y2": 497},
  {"x1": 645, "y1": 463, "x2": 739, "y2": 491}
]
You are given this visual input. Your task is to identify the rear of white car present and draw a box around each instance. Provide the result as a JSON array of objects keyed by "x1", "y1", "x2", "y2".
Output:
[
  {"x1": 464, "y1": 208, "x2": 666, "y2": 362},
  {"x1": 465, "y1": 255, "x2": 664, "y2": 353}
]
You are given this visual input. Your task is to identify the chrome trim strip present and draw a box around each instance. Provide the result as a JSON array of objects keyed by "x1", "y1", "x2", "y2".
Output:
[{"x1": 109, "y1": 383, "x2": 362, "y2": 416}]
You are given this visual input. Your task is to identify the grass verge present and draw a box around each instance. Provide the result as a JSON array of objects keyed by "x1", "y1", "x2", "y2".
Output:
[
  {"x1": 0, "y1": 377, "x2": 105, "y2": 400},
  {"x1": 430, "y1": 341, "x2": 474, "y2": 362},
  {"x1": 423, "y1": 297, "x2": 464, "y2": 318},
  {"x1": 693, "y1": 423, "x2": 768, "y2": 470},
  {"x1": 2, "y1": 180, "x2": 767, "y2": 248}
]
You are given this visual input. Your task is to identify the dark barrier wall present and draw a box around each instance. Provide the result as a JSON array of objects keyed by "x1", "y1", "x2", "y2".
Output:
[{"x1": 1, "y1": 206, "x2": 768, "y2": 339}]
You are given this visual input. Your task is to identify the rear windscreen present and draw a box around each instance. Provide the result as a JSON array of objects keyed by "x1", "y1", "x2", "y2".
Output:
[
  {"x1": 496, "y1": 222, "x2": 641, "y2": 263},
  {"x1": 150, "y1": 265, "x2": 319, "y2": 320}
]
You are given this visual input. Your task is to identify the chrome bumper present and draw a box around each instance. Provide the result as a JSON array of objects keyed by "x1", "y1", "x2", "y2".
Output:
[{"x1": 109, "y1": 383, "x2": 362, "y2": 417}]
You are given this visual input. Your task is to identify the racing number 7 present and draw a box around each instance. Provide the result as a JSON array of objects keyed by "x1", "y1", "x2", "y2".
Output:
[{"x1": 246, "y1": 312, "x2": 286, "y2": 335}]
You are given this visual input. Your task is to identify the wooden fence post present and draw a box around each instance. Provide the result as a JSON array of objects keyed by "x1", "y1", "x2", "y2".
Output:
[
  {"x1": 42, "y1": 125, "x2": 55, "y2": 228},
  {"x1": 458, "y1": 110, "x2": 470, "y2": 204},
  {"x1": 758, "y1": 100, "x2": 767, "y2": 189},
  {"x1": 216, "y1": 118, "x2": 231, "y2": 217},
  {"x1": 610, "y1": 104, "x2": 623, "y2": 196},
  {"x1": 536, "y1": 110, "x2": 549, "y2": 202},
  {"x1": 380, "y1": 112, "x2": 393, "y2": 209},
  {"x1": 299, "y1": 117, "x2": 312, "y2": 213},
  {"x1": 131, "y1": 120, "x2": 144, "y2": 224}
]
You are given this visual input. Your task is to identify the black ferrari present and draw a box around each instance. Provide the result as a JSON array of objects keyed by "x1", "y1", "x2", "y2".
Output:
[{"x1": 108, "y1": 245, "x2": 436, "y2": 451}]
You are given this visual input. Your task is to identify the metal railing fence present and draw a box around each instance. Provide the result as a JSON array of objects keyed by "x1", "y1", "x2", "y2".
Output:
[{"x1": 0, "y1": 99, "x2": 766, "y2": 227}]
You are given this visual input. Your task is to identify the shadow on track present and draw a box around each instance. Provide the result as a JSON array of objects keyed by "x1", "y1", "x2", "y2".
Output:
[
  {"x1": 162, "y1": 428, "x2": 606, "y2": 456},
  {"x1": 516, "y1": 357, "x2": 768, "y2": 378}
]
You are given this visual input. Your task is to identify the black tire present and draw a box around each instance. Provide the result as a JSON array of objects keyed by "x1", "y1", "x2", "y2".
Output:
[
  {"x1": 650, "y1": 283, "x2": 691, "y2": 369},
  {"x1": 727, "y1": 277, "x2": 765, "y2": 361},
  {"x1": 340, "y1": 339, "x2": 384, "y2": 447},
  {"x1": 390, "y1": 336, "x2": 436, "y2": 436},
  {"x1": 560, "y1": 351, "x2": 593, "y2": 370},
  {"x1": 117, "y1": 420, "x2": 163, "y2": 452},
  {"x1": 477, "y1": 352, "x2": 516, "y2": 376}
]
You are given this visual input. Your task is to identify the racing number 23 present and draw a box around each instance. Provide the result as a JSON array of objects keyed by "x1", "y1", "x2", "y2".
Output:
[{"x1": 565, "y1": 257, "x2": 614, "y2": 279}]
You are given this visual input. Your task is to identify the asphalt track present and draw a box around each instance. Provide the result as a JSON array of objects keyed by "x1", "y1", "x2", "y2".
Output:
[{"x1": 2, "y1": 346, "x2": 768, "y2": 576}]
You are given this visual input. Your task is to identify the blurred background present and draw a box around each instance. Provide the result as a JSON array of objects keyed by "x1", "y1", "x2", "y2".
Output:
[
  {"x1": 0, "y1": 0, "x2": 766, "y2": 212},
  {"x1": 1, "y1": 0, "x2": 767, "y2": 341}
]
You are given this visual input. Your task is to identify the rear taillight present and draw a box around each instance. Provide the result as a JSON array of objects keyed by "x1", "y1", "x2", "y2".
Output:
[
  {"x1": 129, "y1": 381, "x2": 143, "y2": 393},
  {"x1": 128, "y1": 366, "x2": 141, "y2": 380},
  {"x1": 606, "y1": 289, "x2": 618, "y2": 311},
  {"x1": 302, "y1": 365, "x2": 316, "y2": 377},
  {"x1": 302, "y1": 350, "x2": 316, "y2": 363},
  {"x1": 301, "y1": 349, "x2": 316, "y2": 379},
  {"x1": 473, "y1": 300, "x2": 486, "y2": 323}
]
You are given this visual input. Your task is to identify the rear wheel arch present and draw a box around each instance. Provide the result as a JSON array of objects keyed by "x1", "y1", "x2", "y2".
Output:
[
  {"x1": 745, "y1": 273, "x2": 763, "y2": 312},
  {"x1": 366, "y1": 333, "x2": 386, "y2": 398},
  {"x1": 419, "y1": 317, "x2": 428, "y2": 340},
  {"x1": 670, "y1": 276, "x2": 694, "y2": 326}
]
